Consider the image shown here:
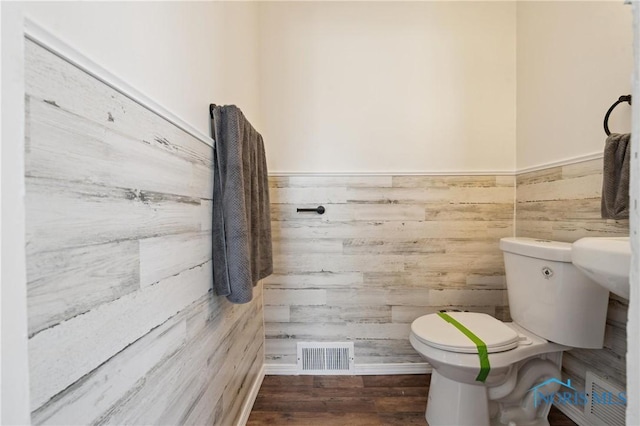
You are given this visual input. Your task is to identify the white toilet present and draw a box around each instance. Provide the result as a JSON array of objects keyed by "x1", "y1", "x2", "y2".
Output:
[{"x1": 409, "y1": 237, "x2": 610, "y2": 426}]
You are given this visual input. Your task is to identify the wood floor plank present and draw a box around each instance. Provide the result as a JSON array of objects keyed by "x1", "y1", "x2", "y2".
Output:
[
  {"x1": 254, "y1": 396, "x2": 377, "y2": 414},
  {"x1": 250, "y1": 386, "x2": 429, "y2": 399},
  {"x1": 248, "y1": 374, "x2": 577, "y2": 426},
  {"x1": 247, "y1": 411, "x2": 383, "y2": 426},
  {"x1": 548, "y1": 406, "x2": 578, "y2": 426},
  {"x1": 374, "y1": 396, "x2": 428, "y2": 413},
  {"x1": 261, "y1": 375, "x2": 314, "y2": 388},
  {"x1": 343, "y1": 387, "x2": 427, "y2": 399},
  {"x1": 314, "y1": 376, "x2": 364, "y2": 388},
  {"x1": 251, "y1": 397, "x2": 329, "y2": 413},
  {"x1": 378, "y1": 412, "x2": 427, "y2": 425},
  {"x1": 363, "y1": 374, "x2": 430, "y2": 388}
]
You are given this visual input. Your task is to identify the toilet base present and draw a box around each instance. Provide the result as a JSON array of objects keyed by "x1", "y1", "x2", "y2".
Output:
[
  {"x1": 425, "y1": 353, "x2": 564, "y2": 426},
  {"x1": 426, "y1": 370, "x2": 490, "y2": 426}
]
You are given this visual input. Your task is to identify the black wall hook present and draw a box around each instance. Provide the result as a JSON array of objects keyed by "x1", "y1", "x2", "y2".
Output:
[{"x1": 604, "y1": 95, "x2": 632, "y2": 136}]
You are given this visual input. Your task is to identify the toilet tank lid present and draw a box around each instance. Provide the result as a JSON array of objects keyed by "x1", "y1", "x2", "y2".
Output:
[{"x1": 499, "y1": 237, "x2": 572, "y2": 262}]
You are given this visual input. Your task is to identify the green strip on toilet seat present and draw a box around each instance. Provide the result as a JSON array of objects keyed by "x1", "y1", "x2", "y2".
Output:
[{"x1": 436, "y1": 312, "x2": 491, "y2": 382}]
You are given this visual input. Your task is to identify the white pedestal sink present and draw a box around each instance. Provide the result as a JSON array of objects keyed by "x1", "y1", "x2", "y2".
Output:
[{"x1": 571, "y1": 237, "x2": 630, "y2": 299}]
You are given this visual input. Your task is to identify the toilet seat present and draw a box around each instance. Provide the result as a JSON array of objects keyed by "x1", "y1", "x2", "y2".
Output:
[{"x1": 411, "y1": 312, "x2": 520, "y2": 354}]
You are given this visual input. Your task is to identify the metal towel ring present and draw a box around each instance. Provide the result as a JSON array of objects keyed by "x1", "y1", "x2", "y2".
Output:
[{"x1": 604, "y1": 95, "x2": 632, "y2": 136}]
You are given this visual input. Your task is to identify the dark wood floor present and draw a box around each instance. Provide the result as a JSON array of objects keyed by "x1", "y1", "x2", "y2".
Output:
[{"x1": 247, "y1": 374, "x2": 577, "y2": 425}]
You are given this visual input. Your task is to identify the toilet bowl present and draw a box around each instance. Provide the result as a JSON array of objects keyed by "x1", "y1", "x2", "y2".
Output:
[{"x1": 409, "y1": 238, "x2": 610, "y2": 426}]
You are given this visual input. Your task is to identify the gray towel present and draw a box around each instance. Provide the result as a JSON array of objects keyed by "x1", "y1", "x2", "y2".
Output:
[
  {"x1": 601, "y1": 133, "x2": 631, "y2": 220},
  {"x1": 211, "y1": 105, "x2": 273, "y2": 304}
]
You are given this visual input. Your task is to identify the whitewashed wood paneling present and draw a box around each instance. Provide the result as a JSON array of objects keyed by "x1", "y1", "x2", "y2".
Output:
[
  {"x1": 96, "y1": 287, "x2": 263, "y2": 426},
  {"x1": 200, "y1": 199, "x2": 213, "y2": 231},
  {"x1": 403, "y1": 253, "x2": 504, "y2": 274},
  {"x1": 27, "y1": 99, "x2": 212, "y2": 200},
  {"x1": 342, "y1": 238, "x2": 446, "y2": 255},
  {"x1": 428, "y1": 289, "x2": 507, "y2": 306},
  {"x1": 289, "y1": 305, "x2": 392, "y2": 323},
  {"x1": 264, "y1": 305, "x2": 291, "y2": 323},
  {"x1": 391, "y1": 175, "x2": 513, "y2": 188},
  {"x1": 139, "y1": 232, "x2": 211, "y2": 287},
  {"x1": 325, "y1": 289, "x2": 431, "y2": 307},
  {"x1": 25, "y1": 177, "x2": 204, "y2": 255},
  {"x1": 26, "y1": 240, "x2": 140, "y2": 336},
  {"x1": 272, "y1": 219, "x2": 513, "y2": 240},
  {"x1": 391, "y1": 305, "x2": 496, "y2": 323},
  {"x1": 425, "y1": 203, "x2": 514, "y2": 221},
  {"x1": 517, "y1": 174, "x2": 603, "y2": 203},
  {"x1": 262, "y1": 272, "x2": 364, "y2": 289},
  {"x1": 269, "y1": 187, "x2": 348, "y2": 204},
  {"x1": 271, "y1": 238, "x2": 343, "y2": 255},
  {"x1": 273, "y1": 254, "x2": 406, "y2": 273},
  {"x1": 272, "y1": 175, "x2": 393, "y2": 188},
  {"x1": 266, "y1": 174, "x2": 513, "y2": 365},
  {"x1": 25, "y1": 39, "x2": 263, "y2": 426},
  {"x1": 25, "y1": 40, "x2": 213, "y2": 168},
  {"x1": 515, "y1": 158, "x2": 628, "y2": 393},
  {"x1": 29, "y1": 261, "x2": 212, "y2": 410},
  {"x1": 264, "y1": 289, "x2": 327, "y2": 306},
  {"x1": 31, "y1": 304, "x2": 190, "y2": 425}
]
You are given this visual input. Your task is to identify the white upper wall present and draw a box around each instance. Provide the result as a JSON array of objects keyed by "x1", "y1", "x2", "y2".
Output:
[
  {"x1": 516, "y1": 1, "x2": 633, "y2": 171},
  {"x1": 21, "y1": 1, "x2": 262, "y2": 136},
  {"x1": 20, "y1": 2, "x2": 632, "y2": 174},
  {"x1": 258, "y1": 2, "x2": 516, "y2": 173}
]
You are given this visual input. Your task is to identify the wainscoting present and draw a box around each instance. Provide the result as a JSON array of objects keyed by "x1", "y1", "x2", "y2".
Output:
[
  {"x1": 516, "y1": 158, "x2": 628, "y2": 395},
  {"x1": 265, "y1": 174, "x2": 514, "y2": 366},
  {"x1": 24, "y1": 38, "x2": 263, "y2": 425},
  {"x1": 265, "y1": 161, "x2": 629, "y2": 423}
]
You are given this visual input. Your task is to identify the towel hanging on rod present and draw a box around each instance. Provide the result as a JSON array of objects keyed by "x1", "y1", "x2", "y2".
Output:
[
  {"x1": 208, "y1": 103, "x2": 273, "y2": 304},
  {"x1": 603, "y1": 95, "x2": 632, "y2": 136}
]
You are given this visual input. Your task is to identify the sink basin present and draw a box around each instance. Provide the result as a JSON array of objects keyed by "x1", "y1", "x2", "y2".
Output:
[{"x1": 571, "y1": 237, "x2": 630, "y2": 299}]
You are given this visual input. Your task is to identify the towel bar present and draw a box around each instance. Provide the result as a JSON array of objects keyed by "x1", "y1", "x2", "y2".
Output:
[
  {"x1": 604, "y1": 95, "x2": 632, "y2": 136},
  {"x1": 297, "y1": 206, "x2": 326, "y2": 215}
]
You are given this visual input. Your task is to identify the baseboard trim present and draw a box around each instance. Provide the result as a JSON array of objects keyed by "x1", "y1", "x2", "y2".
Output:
[
  {"x1": 553, "y1": 402, "x2": 589, "y2": 426},
  {"x1": 236, "y1": 364, "x2": 266, "y2": 426},
  {"x1": 264, "y1": 364, "x2": 298, "y2": 375},
  {"x1": 264, "y1": 363, "x2": 432, "y2": 376},
  {"x1": 355, "y1": 363, "x2": 432, "y2": 375}
]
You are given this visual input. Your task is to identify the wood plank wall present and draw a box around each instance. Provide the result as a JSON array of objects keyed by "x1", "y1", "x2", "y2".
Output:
[
  {"x1": 265, "y1": 175, "x2": 514, "y2": 365},
  {"x1": 516, "y1": 158, "x2": 629, "y2": 392},
  {"x1": 24, "y1": 40, "x2": 264, "y2": 425}
]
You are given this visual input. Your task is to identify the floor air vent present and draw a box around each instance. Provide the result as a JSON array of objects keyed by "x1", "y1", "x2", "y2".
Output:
[
  {"x1": 584, "y1": 371, "x2": 625, "y2": 426},
  {"x1": 297, "y1": 342, "x2": 354, "y2": 375}
]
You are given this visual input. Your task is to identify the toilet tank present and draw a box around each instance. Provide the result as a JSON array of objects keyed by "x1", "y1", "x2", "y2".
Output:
[{"x1": 499, "y1": 237, "x2": 609, "y2": 349}]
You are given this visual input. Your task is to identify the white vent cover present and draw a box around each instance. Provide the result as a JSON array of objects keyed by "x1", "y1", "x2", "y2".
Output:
[
  {"x1": 584, "y1": 371, "x2": 625, "y2": 426},
  {"x1": 297, "y1": 342, "x2": 354, "y2": 375}
]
